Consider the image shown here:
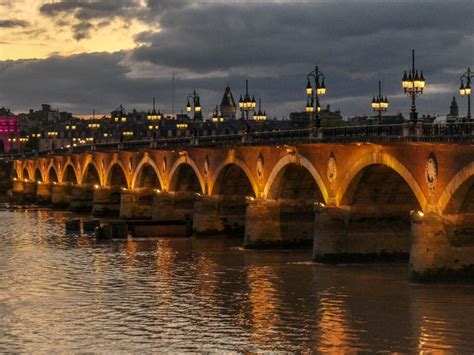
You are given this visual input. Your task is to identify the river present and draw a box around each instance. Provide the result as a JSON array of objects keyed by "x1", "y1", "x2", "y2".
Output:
[{"x1": 0, "y1": 208, "x2": 473, "y2": 352}]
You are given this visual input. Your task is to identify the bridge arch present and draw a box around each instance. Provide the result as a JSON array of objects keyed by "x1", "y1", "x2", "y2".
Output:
[
  {"x1": 438, "y1": 161, "x2": 474, "y2": 214},
  {"x1": 34, "y1": 167, "x2": 43, "y2": 182},
  {"x1": 131, "y1": 157, "x2": 164, "y2": 189},
  {"x1": 82, "y1": 162, "x2": 102, "y2": 186},
  {"x1": 168, "y1": 156, "x2": 205, "y2": 194},
  {"x1": 210, "y1": 159, "x2": 258, "y2": 197},
  {"x1": 47, "y1": 165, "x2": 59, "y2": 183},
  {"x1": 336, "y1": 152, "x2": 427, "y2": 211},
  {"x1": 62, "y1": 164, "x2": 79, "y2": 185},
  {"x1": 22, "y1": 167, "x2": 30, "y2": 181},
  {"x1": 105, "y1": 162, "x2": 129, "y2": 188},
  {"x1": 264, "y1": 154, "x2": 328, "y2": 202}
]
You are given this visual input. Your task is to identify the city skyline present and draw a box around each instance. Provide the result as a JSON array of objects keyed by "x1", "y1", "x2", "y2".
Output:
[{"x1": 0, "y1": 0, "x2": 472, "y2": 118}]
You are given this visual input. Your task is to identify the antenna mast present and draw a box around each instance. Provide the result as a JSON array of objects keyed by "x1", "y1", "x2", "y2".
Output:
[{"x1": 172, "y1": 72, "x2": 175, "y2": 114}]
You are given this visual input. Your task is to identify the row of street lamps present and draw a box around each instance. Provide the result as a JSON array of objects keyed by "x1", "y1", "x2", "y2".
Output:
[{"x1": 181, "y1": 49, "x2": 470, "y2": 134}]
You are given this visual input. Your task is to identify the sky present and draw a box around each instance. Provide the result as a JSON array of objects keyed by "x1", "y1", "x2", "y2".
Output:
[{"x1": 0, "y1": 0, "x2": 473, "y2": 119}]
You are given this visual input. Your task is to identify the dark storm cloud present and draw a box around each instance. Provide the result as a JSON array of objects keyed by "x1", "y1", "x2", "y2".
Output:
[
  {"x1": 2, "y1": 0, "x2": 474, "y2": 117},
  {"x1": 0, "y1": 19, "x2": 29, "y2": 28},
  {"x1": 40, "y1": 0, "x2": 145, "y2": 40}
]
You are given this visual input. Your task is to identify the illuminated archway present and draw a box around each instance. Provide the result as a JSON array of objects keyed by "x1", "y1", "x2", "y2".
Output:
[
  {"x1": 22, "y1": 167, "x2": 30, "y2": 180},
  {"x1": 63, "y1": 164, "x2": 78, "y2": 184},
  {"x1": 264, "y1": 154, "x2": 328, "y2": 203},
  {"x1": 168, "y1": 158, "x2": 204, "y2": 193},
  {"x1": 82, "y1": 162, "x2": 101, "y2": 186},
  {"x1": 439, "y1": 162, "x2": 474, "y2": 214},
  {"x1": 337, "y1": 152, "x2": 427, "y2": 211},
  {"x1": 338, "y1": 160, "x2": 422, "y2": 257},
  {"x1": 131, "y1": 157, "x2": 163, "y2": 189},
  {"x1": 48, "y1": 166, "x2": 59, "y2": 183},
  {"x1": 211, "y1": 163, "x2": 256, "y2": 197},
  {"x1": 35, "y1": 168, "x2": 43, "y2": 182},
  {"x1": 107, "y1": 163, "x2": 128, "y2": 188},
  {"x1": 262, "y1": 157, "x2": 326, "y2": 244}
]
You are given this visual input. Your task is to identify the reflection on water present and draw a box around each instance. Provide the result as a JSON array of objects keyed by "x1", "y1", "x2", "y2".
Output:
[{"x1": 0, "y1": 209, "x2": 473, "y2": 352}]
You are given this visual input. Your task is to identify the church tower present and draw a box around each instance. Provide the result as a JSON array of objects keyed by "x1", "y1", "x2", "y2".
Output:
[
  {"x1": 449, "y1": 96, "x2": 459, "y2": 117},
  {"x1": 220, "y1": 85, "x2": 237, "y2": 120}
]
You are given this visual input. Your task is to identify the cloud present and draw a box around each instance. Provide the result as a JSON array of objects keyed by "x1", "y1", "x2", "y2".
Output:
[
  {"x1": 0, "y1": 19, "x2": 29, "y2": 28},
  {"x1": 39, "y1": 0, "x2": 147, "y2": 41},
  {"x1": 1, "y1": 0, "x2": 473, "y2": 118}
]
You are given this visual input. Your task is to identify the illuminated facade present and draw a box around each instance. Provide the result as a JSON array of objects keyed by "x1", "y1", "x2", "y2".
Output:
[{"x1": 0, "y1": 108, "x2": 20, "y2": 153}]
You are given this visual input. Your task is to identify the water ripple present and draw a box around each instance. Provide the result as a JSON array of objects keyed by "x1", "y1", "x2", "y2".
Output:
[{"x1": 0, "y1": 210, "x2": 473, "y2": 352}]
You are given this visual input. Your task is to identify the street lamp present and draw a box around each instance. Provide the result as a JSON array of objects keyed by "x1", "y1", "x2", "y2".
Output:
[
  {"x1": 459, "y1": 67, "x2": 473, "y2": 121},
  {"x1": 371, "y1": 81, "x2": 389, "y2": 124},
  {"x1": 253, "y1": 99, "x2": 267, "y2": 122},
  {"x1": 238, "y1": 80, "x2": 256, "y2": 133},
  {"x1": 211, "y1": 105, "x2": 224, "y2": 123},
  {"x1": 306, "y1": 65, "x2": 326, "y2": 131},
  {"x1": 186, "y1": 90, "x2": 202, "y2": 119},
  {"x1": 402, "y1": 49, "x2": 425, "y2": 124},
  {"x1": 147, "y1": 97, "x2": 163, "y2": 121},
  {"x1": 186, "y1": 90, "x2": 202, "y2": 136}
]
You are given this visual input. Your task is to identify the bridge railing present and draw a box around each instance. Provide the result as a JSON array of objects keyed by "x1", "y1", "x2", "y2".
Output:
[{"x1": 2, "y1": 122, "x2": 474, "y2": 160}]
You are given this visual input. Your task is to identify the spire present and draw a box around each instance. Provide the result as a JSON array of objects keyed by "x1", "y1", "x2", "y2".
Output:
[
  {"x1": 221, "y1": 84, "x2": 236, "y2": 107},
  {"x1": 449, "y1": 96, "x2": 458, "y2": 117}
]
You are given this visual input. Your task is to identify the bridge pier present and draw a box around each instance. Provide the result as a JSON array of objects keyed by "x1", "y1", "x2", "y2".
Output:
[
  {"x1": 36, "y1": 182, "x2": 51, "y2": 204},
  {"x1": 92, "y1": 186, "x2": 121, "y2": 217},
  {"x1": 244, "y1": 198, "x2": 315, "y2": 248},
  {"x1": 11, "y1": 179, "x2": 37, "y2": 203},
  {"x1": 152, "y1": 191, "x2": 194, "y2": 222},
  {"x1": 193, "y1": 195, "x2": 247, "y2": 236},
  {"x1": 69, "y1": 184, "x2": 94, "y2": 213},
  {"x1": 313, "y1": 204, "x2": 410, "y2": 262},
  {"x1": 410, "y1": 211, "x2": 474, "y2": 281},
  {"x1": 11, "y1": 179, "x2": 25, "y2": 203},
  {"x1": 51, "y1": 183, "x2": 72, "y2": 208},
  {"x1": 120, "y1": 188, "x2": 153, "y2": 220}
]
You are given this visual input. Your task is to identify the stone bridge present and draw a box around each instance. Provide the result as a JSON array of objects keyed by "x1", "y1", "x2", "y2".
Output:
[{"x1": 10, "y1": 141, "x2": 474, "y2": 280}]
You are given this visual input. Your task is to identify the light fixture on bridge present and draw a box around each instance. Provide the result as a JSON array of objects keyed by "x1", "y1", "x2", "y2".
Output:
[
  {"x1": 459, "y1": 67, "x2": 473, "y2": 121},
  {"x1": 253, "y1": 98, "x2": 268, "y2": 121},
  {"x1": 306, "y1": 65, "x2": 327, "y2": 130},
  {"x1": 186, "y1": 90, "x2": 202, "y2": 119},
  {"x1": 371, "y1": 81, "x2": 389, "y2": 124},
  {"x1": 211, "y1": 106, "x2": 224, "y2": 123},
  {"x1": 305, "y1": 98, "x2": 320, "y2": 113},
  {"x1": 147, "y1": 97, "x2": 163, "y2": 121},
  {"x1": 239, "y1": 80, "x2": 257, "y2": 133},
  {"x1": 402, "y1": 49, "x2": 425, "y2": 124}
]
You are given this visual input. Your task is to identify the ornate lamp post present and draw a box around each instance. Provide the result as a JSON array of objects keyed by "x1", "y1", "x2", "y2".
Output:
[
  {"x1": 238, "y1": 80, "x2": 256, "y2": 133},
  {"x1": 253, "y1": 99, "x2": 267, "y2": 122},
  {"x1": 459, "y1": 67, "x2": 473, "y2": 121},
  {"x1": 186, "y1": 90, "x2": 202, "y2": 136},
  {"x1": 147, "y1": 97, "x2": 162, "y2": 139},
  {"x1": 211, "y1": 105, "x2": 224, "y2": 123},
  {"x1": 306, "y1": 66, "x2": 326, "y2": 133},
  {"x1": 253, "y1": 98, "x2": 267, "y2": 131},
  {"x1": 371, "y1": 81, "x2": 389, "y2": 124},
  {"x1": 186, "y1": 90, "x2": 202, "y2": 119},
  {"x1": 402, "y1": 49, "x2": 425, "y2": 124}
]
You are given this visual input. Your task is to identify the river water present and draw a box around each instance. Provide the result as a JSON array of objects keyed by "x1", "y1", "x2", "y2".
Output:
[{"x1": 0, "y1": 208, "x2": 473, "y2": 353}]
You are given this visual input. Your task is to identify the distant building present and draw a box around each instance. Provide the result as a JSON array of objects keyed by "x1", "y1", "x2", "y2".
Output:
[
  {"x1": 289, "y1": 104, "x2": 343, "y2": 128},
  {"x1": 0, "y1": 107, "x2": 20, "y2": 153},
  {"x1": 220, "y1": 85, "x2": 237, "y2": 120},
  {"x1": 433, "y1": 96, "x2": 462, "y2": 124},
  {"x1": 449, "y1": 96, "x2": 459, "y2": 118}
]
